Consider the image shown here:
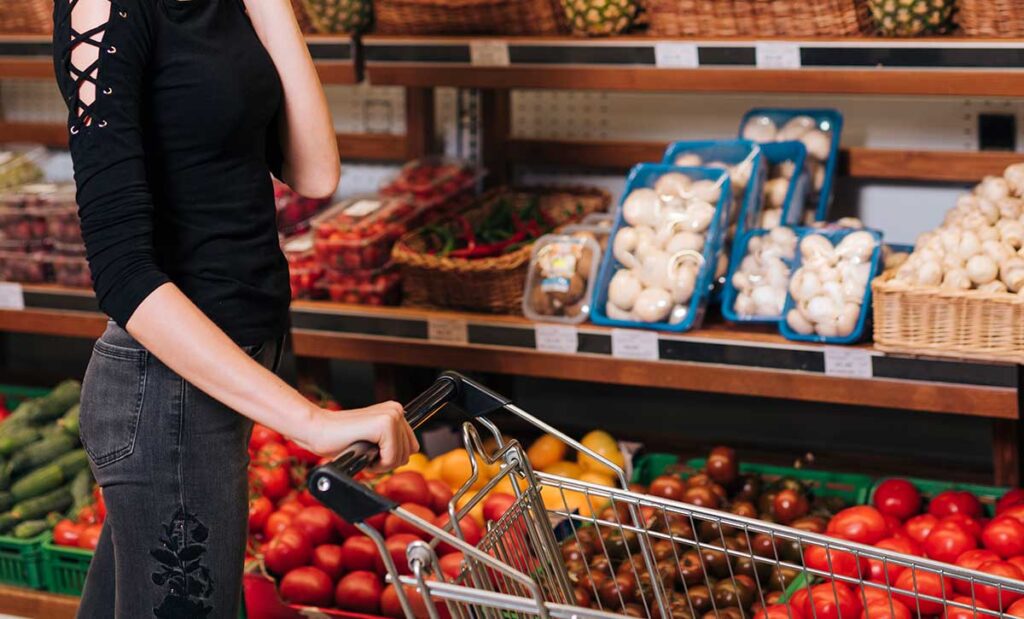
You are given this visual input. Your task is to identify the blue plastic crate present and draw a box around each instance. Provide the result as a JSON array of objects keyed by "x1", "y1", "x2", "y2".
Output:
[
  {"x1": 590, "y1": 164, "x2": 732, "y2": 333},
  {"x1": 721, "y1": 226, "x2": 810, "y2": 325}
]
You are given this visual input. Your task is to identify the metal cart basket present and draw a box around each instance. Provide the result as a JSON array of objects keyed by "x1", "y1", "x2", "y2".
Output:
[{"x1": 310, "y1": 372, "x2": 1024, "y2": 619}]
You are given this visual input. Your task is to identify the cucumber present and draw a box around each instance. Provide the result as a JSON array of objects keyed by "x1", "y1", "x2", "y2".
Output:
[
  {"x1": 0, "y1": 492, "x2": 13, "y2": 512},
  {"x1": 58, "y1": 404, "x2": 80, "y2": 437},
  {"x1": 11, "y1": 487, "x2": 72, "y2": 520},
  {"x1": 45, "y1": 511, "x2": 62, "y2": 528},
  {"x1": 0, "y1": 512, "x2": 18, "y2": 534},
  {"x1": 24, "y1": 381, "x2": 81, "y2": 425},
  {"x1": 10, "y1": 464, "x2": 64, "y2": 502},
  {"x1": 7, "y1": 434, "x2": 75, "y2": 478},
  {"x1": 0, "y1": 428, "x2": 40, "y2": 456},
  {"x1": 12, "y1": 519, "x2": 48, "y2": 539},
  {"x1": 52, "y1": 449, "x2": 89, "y2": 478},
  {"x1": 68, "y1": 468, "x2": 92, "y2": 516}
]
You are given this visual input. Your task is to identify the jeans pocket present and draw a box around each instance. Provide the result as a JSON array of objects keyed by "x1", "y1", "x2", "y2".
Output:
[{"x1": 79, "y1": 339, "x2": 148, "y2": 468}]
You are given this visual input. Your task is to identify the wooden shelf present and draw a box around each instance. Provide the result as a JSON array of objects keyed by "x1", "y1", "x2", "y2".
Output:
[{"x1": 0, "y1": 584, "x2": 77, "y2": 619}]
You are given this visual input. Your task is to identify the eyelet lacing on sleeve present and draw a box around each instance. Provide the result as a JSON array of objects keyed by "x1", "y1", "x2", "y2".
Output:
[{"x1": 62, "y1": 0, "x2": 123, "y2": 134}]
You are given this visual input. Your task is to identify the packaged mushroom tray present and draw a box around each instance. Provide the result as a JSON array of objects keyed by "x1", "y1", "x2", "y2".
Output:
[
  {"x1": 722, "y1": 226, "x2": 800, "y2": 324},
  {"x1": 873, "y1": 163, "x2": 1024, "y2": 361},
  {"x1": 591, "y1": 164, "x2": 731, "y2": 332},
  {"x1": 523, "y1": 232, "x2": 601, "y2": 324}
]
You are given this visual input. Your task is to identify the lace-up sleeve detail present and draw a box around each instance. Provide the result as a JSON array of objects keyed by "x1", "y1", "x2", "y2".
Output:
[{"x1": 54, "y1": 0, "x2": 170, "y2": 327}]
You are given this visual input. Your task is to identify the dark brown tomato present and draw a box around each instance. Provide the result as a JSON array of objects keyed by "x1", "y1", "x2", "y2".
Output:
[
  {"x1": 734, "y1": 474, "x2": 762, "y2": 503},
  {"x1": 700, "y1": 546, "x2": 731, "y2": 578},
  {"x1": 750, "y1": 533, "x2": 779, "y2": 558},
  {"x1": 682, "y1": 487, "x2": 721, "y2": 510},
  {"x1": 680, "y1": 550, "x2": 707, "y2": 586},
  {"x1": 789, "y1": 515, "x2": 828, "y2": 534},
  {"x1": 686, "y1": 585, "x2": 713, "y2": 614},
  {"x1": 706, "y1": 447, "x2": 739, "y2": 486}
]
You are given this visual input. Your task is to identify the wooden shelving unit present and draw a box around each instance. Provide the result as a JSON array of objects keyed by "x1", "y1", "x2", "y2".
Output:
[{"x1": 0, "y1": 584, "x2": 77, "y2": 619}]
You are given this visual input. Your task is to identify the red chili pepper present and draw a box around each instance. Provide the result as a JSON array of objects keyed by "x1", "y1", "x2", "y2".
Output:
[
  {"x1": 449, "y1": 230, "x2": 529, "y2": 259},
  {"x1": 454, "y1": 215, "x2": 476, "y2": 250}
]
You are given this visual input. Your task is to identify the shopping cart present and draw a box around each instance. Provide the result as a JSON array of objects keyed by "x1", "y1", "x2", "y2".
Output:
[{"x1": 309, "y1": 372, "x2": 1024, "y2": 619}]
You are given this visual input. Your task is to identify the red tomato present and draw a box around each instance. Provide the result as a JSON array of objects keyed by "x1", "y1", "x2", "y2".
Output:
[
  {"x1": 341, "y1": 535, "x2": 380, "y2": 573},
  {"x1": 874, "y1": 479, "x2": 922, "y2": 521},
  {"x1": 380, "y1": 583, "x2": 451, "y2": 619},
  {"x1": 365, "y1": 512, "x2": 387, "y2": 534},
  {"x1": 1007, "y1": 597, "x2": 1024, "y2": 619},
  {"x1": 755, "y1": 604, "x2": 804, "y2": 619},
  {"x1": 924, "y1": 521, "x2": 978, "y2": 563},
  {"x1": 882, "y1": 514, "x2": 903, "y2": 537},
  {"x1": 801, "y1": 582, "x2": 862, "y2": 619},
  {"x1": 904, "y1": 514, "x2": 939, "y2": 545},
  {"x1": 312, "y1": 544, "x2": 345, "y2": 581},
  {"x1": 256, "y1": 442, "x2": 291, "y2": 467},
  {"x1": 893, "y1": 568, "x2": 954, "y2": 615},
  {"x1": 860, "y1": 600, "x2": 911, "y2": 619},
  {"x1": 248, "y1": 496, "x2": 273, "y2": 533},
  {"x1": 867, "y1": 537, "x2": 919, "y2": 584},
  {"x1": 76, "y1": 505, "x2": 98, "y2": 526},
  {"x1": 859, "y1": 586, "x2": 891, "y2": 608},
  {"x1": 297, "y1": 489, "x2": 319, "y2": 507},
  {"x1": 285, "y1": 440, "x2": 321, "y2": 467},
  {"x1": 998, "y1": 490, "x2": 1024, "y2": 515},
  {"x1": 381, "y1": 472, "x2": 431, "y2": 508},
  {"x1": 93, "y1": 487, "x2": 106, "y2": 521},
  {"x1": 974, "y1": 561, "x2": 1024, "y2": 610},
  {"x1": 264, "y1": 510, "x2": 294, "y2": 539},
  {"x1": 249, "y1": 423, "x2": 283, "y2": 451},
  {"x1": 278, "y1": 501, "x2": 304, "y2": 516},
  {"x1": 79, "y1": 524, "x2": 103, "y2": 550},
  {"x1": 483, "y1": 493, "x2": 516, "y2": 524},
  {"x1": 250, "y1": 465, "x2": 291, "y2": 501},
  {"x1": 426, "y1": 480, "x2": 454, "y2": 514},
  {"x1": 385, "y1": 503, "x2": 436, "y2": 540},
  {"x1": 335, "y1": 570, "x2": 382, "y2": 614},
  {"x1": 983, "y1": 516, "x2": 1024, "y2": 559},
  {"x1": 264, "y1": 527, "x2": 313, "y2": 575},
  {"x1": 1001, "y1": 504, "x2": 1024, "y2": 524},
  {"x1": 929, "y1": 491, "x2": 983, "y2": 519},
  {"x1": 375, "y1": 534, "x2": 420, "y2": 576},
  {"x1": 942, "y1": 513, "x2": 983, "y2": 540},
  {"x1": 804, "y1": 545, "x2": 868, "y2": 580},
  {"x1": 334, "y1": 516, "x2": 360, "y2": 539},
  {"x1": 279, "y1": 566, "x2": 333, "y2": 607},
  {"x1": 945, "y1": 595, "x2": 990, "y2": 619},
  {"x1": 1009, "y1": 555, "x2": 1024, "y2": 574},
  {"x1": 954, "y1": 548, "x2": 1001, "y2": 594},
  {"x1": 828, "y1": 506, "x2": 889, "y2": 545},
  {"x1": 439, "y1": 552, "x2": 464, "y2": 581},
  {"x1": 53, "y1": 519, "x2": 83, "y2": 547},
  {"x1": 434, "y1": 513, "x2": 482, "y2": 555},
  {"x1": 789, "y1": 589, "x2": 810, "y2": 616},
  {"x1": 293, "y1": 506, "x2": 337, "y2": 547}
]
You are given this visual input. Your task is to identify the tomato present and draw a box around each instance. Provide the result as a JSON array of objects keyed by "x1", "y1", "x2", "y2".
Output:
[
  {"x1": 801, "y1": 582, "x2": 862, "y2": 619},
  {"x1": 279, "y1": 566, "x2": 334, "y2": 607},
  {"x1": 381, "y1": 472, "x2": 431, "y2": 508},
  {"x1": 882, "y1": 514, "x2": 903, "y2": 537},
  {"x1": 828, "y1": 506, "x2": 889, "y2": 545},
  {"x1": 945, "y1": 595, "x2": 990, "y2": 619},
  {"x1": 278, "y1": 501, "x2": 304, "y2": 516},
  {"x1": 250, "y1": 424, "x2": 283, "y2": 452},
  {"x1": 434, "y1": 513, "x2": 482, "y2": 555},
  {"x1": 335, "y1": 516, "x2": 360, "y2": 540},
  {"x1": 954, "y1": 548, "x2": 1001, "y2": 594},
  {"x1": 903, "y1": 514, "x2": 939, "y2": 544},
  {"x1": 974, "y1": 561, "x2": 1024, "y2": 610},
  {"x1": 256, "y1": 442, "x2": 291, "y2": 467},
  {"x1": 439, "y1": 552, "x2": 464, "y2": 581},
  {"x1": 649, "y1": 475, "x2": 686, "y2": 500},
  {"x1": 380, "y1": 583, "x2": 451, "y2": 619},
  {"x1": 93, "y1": 486, "x2": 106, "y2": 521},
  {"x1": 79, "y1": 524, "x2": 103, "y2": 550},
  {"x1": 264, "y1": 511, "x2": 294, "y2": 539},
  {"x1": 248, "y1": 496, "x2": 273, "y2": 533},
  {"x1": 312, "y1": 544, "x2": 345, "y2": 581},
  {"x1": 893, "y1": 568, "x2": 954, "y2": 615},
  {"x1": 264, "y1": 527, "x2": 313, "y2": 575},
  {"x1": 426, "y1": 480, "x2": 453, "y2": 515},
  {"x1": 1009, "y1": 555, "x2": 1024, "y2": 574},
  {"x1": 924, "y1": 521, "x2": 977, "y2": 563},
  {"x1": 385, "y1": 503, "x2": 436, "y2": 540},
  {"x1": 53, "y1": 519, "x2": 83, "y2": 547},
  {"x1": 983, "y1": 516, "x2": 1024, "y2": 559},
  {"x1": 867, "y1": 537, "x2": 919, "y2": 583},
  {"x1": 341, "y1": 535, "x2": 380, "y2": 573},
  {"x1": 250, "y1": 465, "x2": 291, "y2": 501},
  {"x1": 374, "y1": 533, "x2": 420, "y2": 576},
  {"x1": 76, "y1": 504, "x2": 98, "y2": 526},
  {"x1": 297, "y1": 489, "x2": 319, "y2": 507},
  {"x1": 942, "y1": 514, "x2": 983, "y2": 540},
  {"x1": 859, "y1": 586, "x2": 891, "y2": 608},
  {"x1": 873, "y1": 479, "x2": 922, "y2": 521},
  {"x1": 755, "y1": 604, "x2": 804, "y2": 619},
  {"x1": 860, "y1": 599, "x2": 911, "y2": 619},
  {"x1": 999, "y1": 490, "x2": 1024, "y2": 515},
  {"x1": 293, "y1": 506, "x2": 337, "y2": 547},
  {"x1": 1007, "y1": 597, "x2": 1024, "y2": 619},
  {"x1": 285, "y1": 440, "x2": 321, "y2": 467},
  {"x1": 335, "y1": 570, "x2": 382, "y2": 614},
  {"x1": 929, "y1": 491, "x2": 983, "y2": 519},
  {"x1": 483, "y1": 493, "x2": 516, "y2": 524},
  {"x1": 804, "y1": 545, "x2": 868, "y2": 580},
  {"x1": 365, "y1": 512, "x2": 387, "y2": 534}
]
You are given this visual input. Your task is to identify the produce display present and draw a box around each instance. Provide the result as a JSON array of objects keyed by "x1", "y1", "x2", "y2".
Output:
[
  {"x1": 0, "y1": 183, "x2": 79, "y2": 243},
  {"x1": 755, "y1": 142, "x2": 809, "y2": 230},
  {"x1": 725, "y1": 227, "x2": 798, "y2": 321},
  {"x1": 0, "y1": 243, "x2": 50, "y2": 284},
  {"x1": 868, "y1": 0, "x2": 955, "y2": 37},
  {"x1": 523, "y1": 233, "x2": 601, "y2": 323},
  {"x1": 274, "y1": 179, "x2": 332, "y2": 236},
  {"x1": 319, "y1": 264, "x2": 402, "y2": 305},
  {"x1": 0, "y1": 150, "x2": 44, "y2": 191},
  {"x1": 379, "y1": 157, "x2": 481, "y2": 207}
]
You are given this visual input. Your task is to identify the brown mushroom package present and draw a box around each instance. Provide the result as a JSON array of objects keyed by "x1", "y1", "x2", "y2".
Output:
[{"x1": 523, "y1": 233, "x2": 602, "y2": 324}]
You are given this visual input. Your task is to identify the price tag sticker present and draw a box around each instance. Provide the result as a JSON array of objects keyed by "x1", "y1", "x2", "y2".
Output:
[
  {"x1": 654, "y1": 42, "x2": 699, "y2": 68},
  {"x1": 824, "y1": 347, "x2": 873, "y2": 379},
  {"x1": 470, "y1": 40, "x2": 510, "y2": 67},
  {"x1": 534, "y1": 324, "x2": 579, "y2": 354},
  {"x1": 427, "y1": 318, "x2": 468, "y2": 345},
  {"x1": 755, "y1": 42, "x2": 801, "y2": 69},
  {"x1": 610, "y1": 328, "x2": 659, "y2": 361},
  {"x1": 0, "y1": 283, "x2": 25, "y2": 310}
]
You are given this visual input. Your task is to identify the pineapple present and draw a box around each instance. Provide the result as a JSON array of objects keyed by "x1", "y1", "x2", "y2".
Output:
[
  {"x1": 868, "y1": 0, "x2": 955, "y2": 37},
  {"x1": 301, "y1": 0, "x2": 373, "y2": 35},
  {"x1": 562, "y1": 0, "x2": 638, "y2": 37}
]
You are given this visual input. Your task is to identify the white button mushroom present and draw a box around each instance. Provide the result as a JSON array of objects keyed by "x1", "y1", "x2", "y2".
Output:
[
  {"x1": 668, "y1": 304, "x2": 689, "y2": 325},
  {"x1": 977, "y1": 176, "x2": 1011, "y2": 202},
  {"x1": 760, "y1": 208, "x2": 782, "y2": 229},
  {"x1": 671, "y1": 265, "x2": 698, "y2": 305},
  {"x1": 608, "y1": 269, "x2": 643, "y2": 311},
  {"x1": 836, "y1": 303, "x2": 860, "y2": 338},
  {"x1": 734, "y1": 292, "x2": 756, "y2": 317},
  {"x1": 805, "y1": 295, "x2": 839, "y2": 325},
  {"x1": 654, "y1": 173, "x2": 692, "y2": 198},
  {"x1": 689, "y1": 181, "x2": 722, "y2": 205},
  {"x1": 685, "y1": 200, "x2": 716, "y2": 233},
  {"x1": 742, "y1": 116, "x2": 777, "y2": 142},
  {"x1": 1004, "y1": 163, "x2": 1024, "y2": 197},
  {"x1": 942, "y1": 269, "x2": 972, "y2": 291},
  {"x1": 639, "y1": 251, "x2": 673, "y2": 290},
  {"x1": 673, "y1": 153, "x2": 703, "y2": 167},
  {"x1": 622, "y1": 188, "x2": 660, "y2": 228},
  {"x1": 800, "y1": 130, "x2": 832, "y2": 161},
  {"x1": 835, "y1": 231, "x2": 876, "y2": 263},
  {"x1": 778, "y1": 116, "x2": 817, "y2": 141},
  {"x1": 800, "y1": 234, "x2": 835, "y2": 263},
  {"x1": 915, "y1": 260, "x2": 943, "y2": 287},
  {"x1": 633, "y1": 287, "x2": 673, "y2": 323},
  {"x1": 605, "y1": 301, "x2": 635, "y2": 321},
  {"x1": 764, "y1": 178, "x2": 790, "y2": 211},
  {"x1": 966, "y1": 254, "x2": 999, "y2": 285},
  {"x1": 978, "y1": 280, "x2": 1008, "y2": 294},
  {"x1": 613, "y1": 227, "x2": 639, "y2": 269},
  {"x1": 786, "y1": 308, "x2": 815, "y2": 335},
  {"x1": 665, "y1": 231, "x2": 704, "y2": 254}
]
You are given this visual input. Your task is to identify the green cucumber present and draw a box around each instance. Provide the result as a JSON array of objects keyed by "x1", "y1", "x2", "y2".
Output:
[
  {"x1": 12, "y1": 519, "x2": 48, "y2": 539},
  {"x1": 58, "y1": 404, "x2": 80, "y2": 437},
  {"x1": 7, "y1": 434, "x2": 75, "y2": 478},
  {"x1": 0, "y1": 492, "x2": 13, "y2": 512},
  {"x1": 11, "y1": 487, "x2": 72, "y2": 520},
  {"x1": 68, "y1": 468, "x2": 93, "y2": 517},
  {"x1": 24, "y1": 381, "x2": 81, "y2": 425},
  {"x1": 10, "y1": 464, "x2": 64, "y2": 502},
  {"x1": 45, "y1": 511, "x2": 62, "y2": 528},
  {"x1": 52, "y1": 449, "x2": 89, "y2": 478},
  {"x1": 0, "y1": 512, "x2": 18, "y2": 534},
  {"x1": 0, "y1": 428, "x2": 40, "y2": 456}
]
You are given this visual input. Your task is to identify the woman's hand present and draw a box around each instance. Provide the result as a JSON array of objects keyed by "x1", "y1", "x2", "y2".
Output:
[{"x1": 300, "y1": 401, "x2": 420, "y2": 471}]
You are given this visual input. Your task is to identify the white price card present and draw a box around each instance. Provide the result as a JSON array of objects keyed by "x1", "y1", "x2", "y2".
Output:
[
  {"x1": 610, "y1": 328, "x2": 659, "y2": 361},
  {"x1": 534, "y1": 324, "x2": 579, "y2": 354},
  {"x1": 0, "y1": 283, "x2": 24, "y2": 311},
  {"x1": 654, "y1": 42, "x2": 699, "y2": 68},
  {"x1": 427, "y1": 318, "x2": 468, "y2": 345},
  {"x1": 823, "y1": 347, "x2": 873, "y2": 379},
  {"x1": 470, "y1": 40, "x2": 510, "y2": 67},
  {"x1": 755, "y1": 42, "x2": 801, "y2": 69}
]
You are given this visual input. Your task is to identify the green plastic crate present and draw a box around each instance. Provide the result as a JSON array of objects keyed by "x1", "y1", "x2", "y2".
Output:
[
  {"x1": 40, "y1": 540, "x2": 91, "y2": 595},
  {"x1": 631, "y1": 454, "x2": 874, "y2": 505},
  {"x1": 0, "y1": 532, "x2": 50, "y2": 590},
  {"x1": 0, "y1": 384, "x2": 50, "y2": 411},
  {"x1": 869, "y1": 477, "x2": 1008, "y2": 518}
]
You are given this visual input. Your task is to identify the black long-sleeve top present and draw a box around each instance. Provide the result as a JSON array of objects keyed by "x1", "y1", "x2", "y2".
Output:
[{"x1": 53, "y1": 0, "x2": 291, "y2": 346}]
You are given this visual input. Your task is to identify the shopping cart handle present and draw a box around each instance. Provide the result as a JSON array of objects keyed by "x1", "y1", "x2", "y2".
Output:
[{"x1": 309, "y1": 371, "x2": 511, "y2": 522}]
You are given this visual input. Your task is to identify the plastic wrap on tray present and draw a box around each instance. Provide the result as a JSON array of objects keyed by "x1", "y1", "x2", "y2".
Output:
[
  {"x1": 317, "y1": 264, "x2": 401, "y2": 306},
  {"x1": 274, "y1": 179, "x2": 331, "y2": 236},
  {"x1": 721, "y1": 226, "x2": 802, "y2": 324},
  {"x1": 523, "y1": 234, "x2": 601, "y2": 324},
  {"x1": 282, "y1": 234, "x2": 324, "y2": 300},
  {"x1": 379, "y1": 157, "x2": 483, "y2": 206},
  {"x1": 312, "y1": 196, "x2": 423, "y2": 271},
  {"x1": 51, "y1": 254, "x2": 91, "y2": 288},
  {"x1": 0, "y1": 242, "x2": 51, "y2": 283},
  {"x1": 0, "y1": 183, "x2": 79, "y2": 243}
]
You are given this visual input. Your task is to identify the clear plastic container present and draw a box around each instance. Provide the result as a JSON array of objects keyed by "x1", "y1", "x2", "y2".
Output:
[
  {"x1": 379, "y1": 157, "x2": 483, "y2": 206},
  {"x1": 273, "y1": 179, "x2": 331, "y2": 236},
  {"x1": 0, "y1": 245, "x2": 51, "y2": 283},
  {"x1": 317, "y1": 264, "x2": 401, "y2": 306},
  {"x1": 312, "y1": 195, "x2": 423, "y2": 271},
  {"x1": 0, "y1": 184, "x2": 79, "y2": 243},
  {"x1": 523, "y1": 234, "x2": 601, "y2": 324},
  {"x1": 282, "y1": 234, "x2": 324, "y2": 300},
  {"x1": 51, "y1": 254, "x2": 91, "y2": 288},
  {"x1": 51, "y1": 240, "x2": 86, "y2": 257},
  {"x1": 562, "y1": 223, "x2": 610, "y2": 254}
]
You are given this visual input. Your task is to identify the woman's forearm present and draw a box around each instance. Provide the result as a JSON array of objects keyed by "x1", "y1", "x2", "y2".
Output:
[{"x1": 243, "y1": 0, "x2": 340, "y2": 198}]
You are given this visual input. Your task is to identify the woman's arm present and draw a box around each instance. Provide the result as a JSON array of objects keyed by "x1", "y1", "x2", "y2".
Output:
[{"x1": 242, "y1": 0, "x2": 340, "y2": 199}]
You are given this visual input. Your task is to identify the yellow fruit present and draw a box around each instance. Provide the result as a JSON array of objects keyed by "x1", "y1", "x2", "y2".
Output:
[
  {"x1": 543, "y1": 460, "x2": 584, "y2": 479},
  {"x1": 456, "y1": 491, "x2": 486, "y2": 527},
  {"x1": 579, "y1": 471, "x2": 616, "y2": 488},
  {"x1": 578, "y1": 430, "x2": 625, "y2": 476},
  {"x1": 441, "y1": 449, "x2": 489, "y2": 491},
  {"x1": 539, "y1": 486, "x2": 595, "y2": 518},
  {"x1": 490, "y1": 475, "x2": 526, "y2": 497},
  {"x1": 394, "y1": 453, "x2": 429, "y2": 475},
  {"x1": 425, "y1": 456, "x2": 444, "y2": 481},
  {"x1": 527, "y1": 434, "x2": 567, "y2": 471}
]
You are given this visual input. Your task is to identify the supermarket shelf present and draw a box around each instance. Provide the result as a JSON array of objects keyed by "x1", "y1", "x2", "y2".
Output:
[
  {"x1": 363, "y1": 36, "x2": 1024, "y2": 96},
  {"x1": 0, "y1": 584, "x2": 77, "y2": 619}
]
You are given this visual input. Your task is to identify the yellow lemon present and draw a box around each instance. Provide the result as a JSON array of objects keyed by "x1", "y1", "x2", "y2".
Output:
[
  {"x1": 542, "y1": 460, "x2": 584, "y2": 479},
  {"x1": 456, "y1": 490, "x2": 486, "y2": 527},
  {"x1": 425, "y1": 455, "x2": 444, "y2": 481},
  {"x1": 441, "y1": 449, "x2": 488, "y2": 492},
  {"x1": 579, "y1": 471, "x2": 616, "y2": 488},
  {"x1": 490, "y1": 474, "x2": 527, "y2": 498},
  {"x1": 578, "y1": 430, "x2": 625, "y2": 475},
  {"x1": 527, "y1": 434, "x2": 567, "y2": 471},
  {"x1": 394, "y1": 452, "x2": 429, "y2": 475}
]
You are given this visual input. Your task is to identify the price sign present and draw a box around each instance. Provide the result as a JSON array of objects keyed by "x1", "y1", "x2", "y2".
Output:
[
  {"x1": 0, "y1": 283, "x2": 25, "y2": 310},
  {"x1": 610, "y1": 329, "x2": 659, "y2": 361},
  {"x1": 427, "y1": 318, "x2": 468, "y2": 345},
  {"x1": 824, "y1": 347, "x2": 873, "y2": 378},
  {"x1": 470, "y1": 40, "x2": 510, "y2": 67},
  {"x1": 654, "y1": 42, "x2": 699, "y2": 68},
  {"x1": 755, "y1": 42, "x2": 801, "y2": 69},
  {"x1": 534, "y1": 324, "x2": 579, "y2": 354}
]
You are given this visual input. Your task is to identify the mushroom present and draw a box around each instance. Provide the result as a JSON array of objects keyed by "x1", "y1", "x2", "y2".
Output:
[
  {"x1": 1004, "y1": 163, "x2": 1024, "y2": 197},
  {"x1": 800, "y1": 130, "x2": 831, "y2": 161},
  {"x1": 836, "y1": 231, "x2": 876, "y2": 263},
  {"x1": 778, "y1": 115, "x2": 817, "y2": 141},
  {"x1": 689, "y1": 181, "x2": 721, "y2": 204},
  {"x1": 633, "y1": 287, "x2": 673, "y2": 323},
  {"x1": 978, "y1": 280, "x2": 1008, "y2": 294},
  {"x1": 760, "y1": 209, "x2": 782, "y2": 229},
  {"x1": 742, "y1": 116, "x2": 777, "y2": 142},
  {"x1": 605, "y1": 301, "x2": 635, "y2": 321},
  {"x1": 786, "y1": 309, "x2": 815, "y2": 335},
  {"x1": 608, "y1": 269, "x2": 642, "y2": 311},
  {"x1": 674, "y1": 153, "x2": 703, "y2": 167},
  {"x1": 800, "y1": 234, "x2": 835, "y2": 263},
  {"x1": 665, "y1": 231, "x2": 704, "y2": 254},
  {"x1": 836, "y1": 303, "x2": 860, "y2": 338},
  {"x1": 764, "y1": 178, "x2": 790, "y2": 211},
  {"x1": 977, "y1": 176, "x2": 1011, "y2": 202},
  {"x1": 942, "y1": 269, "x2": 972, "y2": 291},
  {"x1": 654, "y1": 173, "x2": 692, "y2": 198},
  {"x1": 915, "y1": 261, "x2": 943, "y2": 287},
  {"x1": 613, "y1": 228, "x2": 639, "y2": 269},
  {"x1": 966, "y1": 254, "x2": 999, "y2": 285},
  {"x1": 671, "y1": 266, "x2": 698, "y2": 304},
  {"x1": 622, "y1": 188, "x2": 660, "y2": 228}
]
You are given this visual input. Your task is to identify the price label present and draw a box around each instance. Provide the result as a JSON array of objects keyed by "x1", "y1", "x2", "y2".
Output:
[
  {"x1": 755, "y1": 42, "x2": 801, "y2": 69},
  {"x1": 534, "y1": 324, "x2": 579, "y2": 354},
  {"x1": 610, "y1": 329, "x2": 659, "y2": 361},
  {"x1": 343, "y1": 199, "x2": 383, "y2": 217},
  {"x1": 0, "y1": 283, "x2": 25, "y2": 310},
  {"x1": 654, "y1": 42, "x2": 699, "y2": 68},
  {"x1": 427, "y1": 318, "x2": 468, "y2": 345},
  {"x1": 824, "y1": 347, "x2": 873, "y2": 379},
  {"x1": 470, "y1": 40, "x2": 510, "y2": 67}
]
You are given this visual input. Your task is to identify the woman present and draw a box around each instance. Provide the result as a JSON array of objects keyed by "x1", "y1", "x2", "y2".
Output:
[{"x1": 52, "y1": 0, "x2": 417, "y2": 616}]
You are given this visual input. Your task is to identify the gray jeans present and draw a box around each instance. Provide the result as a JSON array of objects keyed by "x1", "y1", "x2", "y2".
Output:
[{"x1": 77, "y1": 322, "x2": 282, "y2": 619}]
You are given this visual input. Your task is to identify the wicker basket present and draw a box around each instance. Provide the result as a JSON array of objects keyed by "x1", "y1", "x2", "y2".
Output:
[
  {"x1": 0, "y1": 0, "x2": 52, "y2": 34},
  {"x1": 647, "y1": 0, "x2": 871, "y2": 36},
  {"x1": 375, "y1": 0, "x2": 568, "y2": 35},
  {"x1": 959, "y1": 0, "x2": 1024, "y2": 37},
  {"x1": 293, "y1": 0, "x2": 373, "y2": 34},
  {"x1": 393, "y1": 186, "x2": 610, "y2": 313},
  {"x1": 872, "y1": 270, "x2": 1024, "y2": 363}
]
